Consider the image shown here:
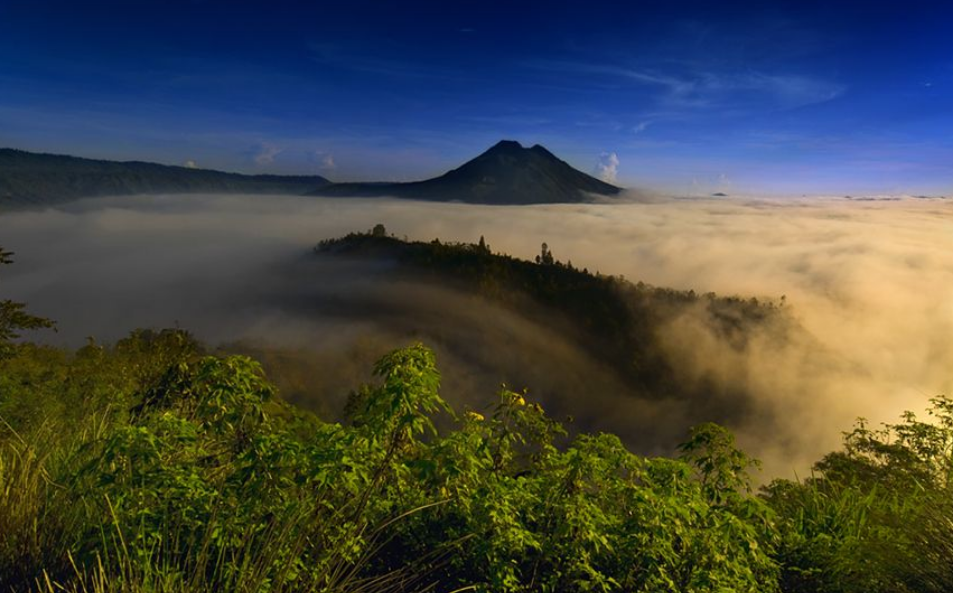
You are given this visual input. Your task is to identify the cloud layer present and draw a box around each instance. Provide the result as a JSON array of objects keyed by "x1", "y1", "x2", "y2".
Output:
[{"x1": 1, "y1": 193, "x2": 950, "y2": 478}]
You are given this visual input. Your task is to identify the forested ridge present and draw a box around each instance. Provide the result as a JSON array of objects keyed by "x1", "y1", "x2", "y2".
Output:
[
  {"x1": 0, "y1": 149, "x2": 330, "y2": 208},
  {"x1": 316, "y1": 227, "x2": 793, "y2": 404},
  {"x1": 2, "y1": 244, "x2": 952, "y2": 593}
]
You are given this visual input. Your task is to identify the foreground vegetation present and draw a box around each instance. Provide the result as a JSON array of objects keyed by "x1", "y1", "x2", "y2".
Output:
[
  {"x1": 2, "y1": 246, "x2": 952, "y2": 592},
  {"x1": 2, "y1": 332, "x2": 952, "y2": 592}
]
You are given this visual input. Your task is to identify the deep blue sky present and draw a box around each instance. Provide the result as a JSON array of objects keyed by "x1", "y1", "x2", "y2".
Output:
[{"x1": 0, "y1": 0, "x2": 950, "y2": 195}]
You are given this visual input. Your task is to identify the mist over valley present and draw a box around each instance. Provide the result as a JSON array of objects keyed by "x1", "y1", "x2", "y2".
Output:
[{"x1": 3, "y1": 191, "x2": 949, "y2": 476}]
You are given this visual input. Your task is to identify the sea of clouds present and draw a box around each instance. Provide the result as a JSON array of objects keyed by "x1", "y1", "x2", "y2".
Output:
[{"x1": 1, "y1": 193, "x2": 950, "y2": 478}]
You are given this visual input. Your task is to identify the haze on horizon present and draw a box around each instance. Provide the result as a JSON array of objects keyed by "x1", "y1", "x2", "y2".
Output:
[{"x1": 0, "y1": 0, "x2": 951, "y2": 196}]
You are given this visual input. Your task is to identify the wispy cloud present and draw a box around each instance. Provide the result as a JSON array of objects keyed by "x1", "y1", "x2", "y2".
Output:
[
  {"x1": 528, "y1": 60, "x2": 691, "y2": 96},
  {"x1": 250, "y1": 142, "x2": 282, "y2": 166},
  {"x1": 526, "y1": 60, "x2": 846, "y2": 112},
  {"x1": 706, "y1": 71, "x2": 846, "y2": 109},
  {"x1": 312, "y1": 151, "x2": 336, "y2": 171},
  {"x1": 595, "y1": 152, "x2": 620, "y2": 183},
  {"x1": 632, "y1": 120, "x2": 652, "y2": 134},
  {"x1": 458, "y1": 114, "x2": 552, "y2": 127}
]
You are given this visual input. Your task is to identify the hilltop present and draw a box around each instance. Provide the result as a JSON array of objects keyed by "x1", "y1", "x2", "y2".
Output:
[
  {"x1": 311, "y1": 140, "x2": 622, "y2": 204},
  {"x1": 0, "y1": 148, "x2": 331, "y2": 208},
  {"x1": 314, "y1": 227, "x2": 791, "y2": 407}
]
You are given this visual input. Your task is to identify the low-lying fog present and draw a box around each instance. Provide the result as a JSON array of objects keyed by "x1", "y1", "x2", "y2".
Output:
[{"x1": 2, "y1": 193, "x2": 951, "y2": 478}]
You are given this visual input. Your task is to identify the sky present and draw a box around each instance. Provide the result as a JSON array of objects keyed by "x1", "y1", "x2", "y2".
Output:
[{"x1": 0, "y1": 0, "x2": 951, "y2": 195}]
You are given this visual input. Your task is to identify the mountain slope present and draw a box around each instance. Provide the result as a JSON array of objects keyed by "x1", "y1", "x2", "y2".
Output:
[
  {"x1": 0, "y1": 149, "x2": 331, "y2": 208},
  {"x1": 311, "y1": 140, "x2": 622, "y2": 204}
]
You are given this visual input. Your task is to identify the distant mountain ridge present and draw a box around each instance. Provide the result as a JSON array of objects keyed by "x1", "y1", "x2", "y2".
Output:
[
  {"x1": 0, "y1": 141, "x2": 622, "y2": 208},
  {"x1": 311, "y1": 140, "x2": 622, "y2": 204},
  {"x1": 0, "y1": 149, "x2": 331, "y2": 208}
]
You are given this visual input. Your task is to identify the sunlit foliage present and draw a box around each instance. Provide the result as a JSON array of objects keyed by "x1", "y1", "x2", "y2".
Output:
[{"x1": 1, "y1": 242, "x2": 949, "y2": 592}]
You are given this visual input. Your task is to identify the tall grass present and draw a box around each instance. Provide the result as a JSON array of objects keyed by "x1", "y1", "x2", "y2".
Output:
[
  {"x1": 5, "y1": 334, "x2": 950, "y2": 592},
  {"x1": 0, "y1": 416, "x2": 81, "y2": 588},
  {"x1": 1, "y1": 414, "x2": 446, "y2": 593}
]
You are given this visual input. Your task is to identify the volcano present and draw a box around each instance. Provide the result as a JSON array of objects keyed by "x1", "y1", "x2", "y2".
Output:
[{"x1": 310, "y1": 140, "x2": 622, "y2": 204}]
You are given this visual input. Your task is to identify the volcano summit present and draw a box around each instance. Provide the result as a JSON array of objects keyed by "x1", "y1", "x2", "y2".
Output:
[{"x1": 310, "y1": 140, "x2": 623, "y2": 204}]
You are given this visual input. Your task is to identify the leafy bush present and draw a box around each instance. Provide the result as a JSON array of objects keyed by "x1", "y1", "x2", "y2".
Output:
[
  {"x1": 0, "y1": 266, "x2": 948, "y2": 593},
  {"x1": 1, "y1": 335, "x2": 785, "y2": 592},
  {"x1": 765, "y1": 396, "x2": 953, "y2": 593}
]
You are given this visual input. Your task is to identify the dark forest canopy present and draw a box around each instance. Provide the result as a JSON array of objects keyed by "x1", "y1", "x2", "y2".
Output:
[{"x1": 315, "y1": 227, "x2": 797, "y2": 418}]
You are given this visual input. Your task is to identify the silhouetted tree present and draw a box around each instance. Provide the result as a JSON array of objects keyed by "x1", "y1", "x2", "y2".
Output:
[
  {"x1": 538, "y1": 242, "x2": 554, "y2": 265},
  {"x1": 371, "y1": 223, "x2": 387, "y2": 237},
  {"x1": 0, "y1": 248, "x2": 55, "y2": 358}
]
